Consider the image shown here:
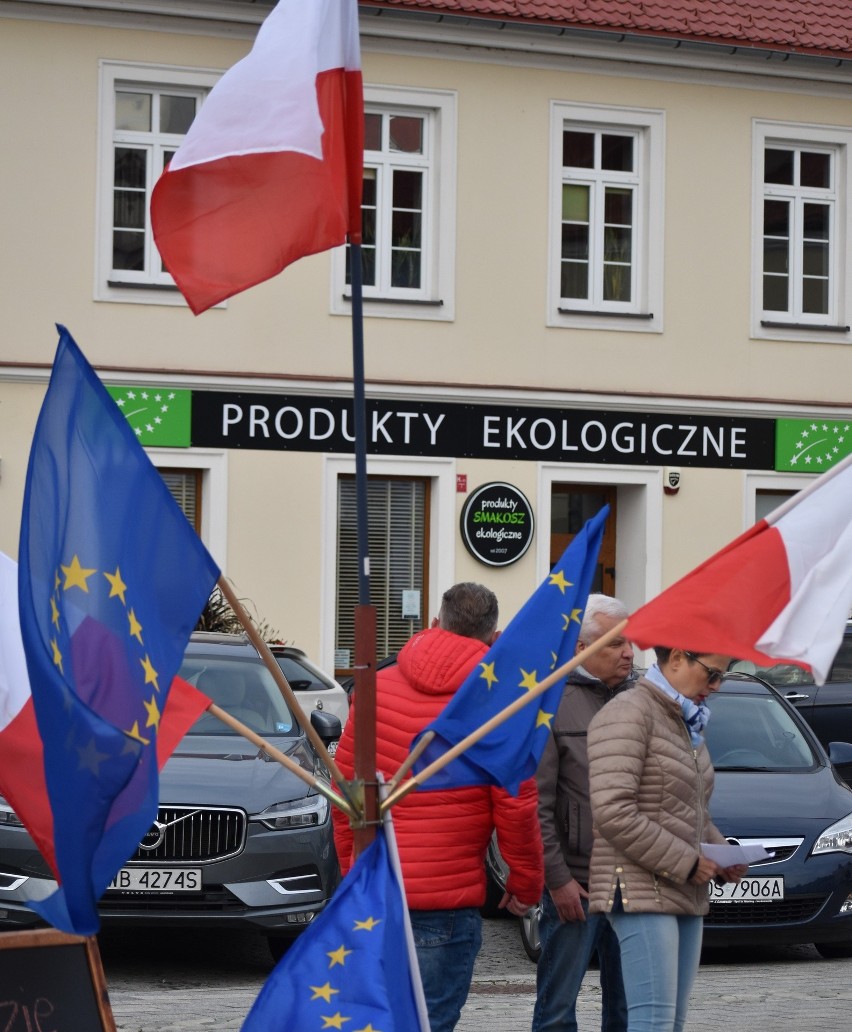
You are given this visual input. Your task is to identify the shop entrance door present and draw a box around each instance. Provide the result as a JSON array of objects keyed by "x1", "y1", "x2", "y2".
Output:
[{"x1": 550, "y1": 485, "x2": 617, "y2": 595}]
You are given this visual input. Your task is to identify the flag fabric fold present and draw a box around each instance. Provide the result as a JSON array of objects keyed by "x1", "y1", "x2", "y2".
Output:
[
  {"x1": 241, "y1": 826, "x2": 428, "y2": 1032},
  {"x1": 15, "y1": 326, "x2": 220, "y2": 935},
  {"x1": 151, "y1": 0, "x2": 363, "y2": 315},
  {"x1": 0, "y1": 552, "x2": 210, "y2": 885},
  {"x1": 625, "y1": 453, "x2": 852, "y2": 684},
  {"x1": 411, "y1": 506, "x2": 610, "y2": 794}
]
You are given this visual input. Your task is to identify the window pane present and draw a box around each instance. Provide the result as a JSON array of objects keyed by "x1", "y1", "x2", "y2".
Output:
[
  {"x1": 604, "y1": 187, "x2": 632, "y2": 226},
  {"x1": 362, "y1": 168, "x2": 377, "y2": 206},
  {"x1": 803, "y1": 276, "x2": 828, "y2": 314},
  {"x1": 562, "y1": 184, "x2": 589, "y2": 222},
  {"x1": 392, "y1": 170, "x2": 422, "y2": 211},
  {"x1": 603, "y1": 262, "x2": 631, "y2": 302},
  {"x1": 765, "y1": 148, "x2": 794, "y2": 184},
  {"x1": 362, "y1": 207, "x2": 376, "y2": 247},
  {"x1": 561, "y1": 262, "x2": 588, "y2": 299},
  {"x1": 115, "y1": 91, "x2": 151, "y2": 131},
  {"x1": 113, "y1": 230, "x2": 145, "y2": 271},
  {"x1": 562, "y1": 223, "x2": 588, "y2": 260},
  {"x1": 604, "y1": 226, "x2": 632, "y2": 263},
  {"x1": 803, "y1": 202, "x2": 829, "y2": 240},
  {"x1": 364, "y1": 113, "x2": 382, "y2": 151},
  {"x1": 160, "y1": 95, "x2": 197, "y2": 134},
  {"x1": 800, "y1": 150, "x2": 831, "y2": 189},
  {"x1": 763, "y1": 199, "x2": 789, "y2": 236},
  {"x1": 763, "y1": 237, "x2": 788, "y2": 274},
  {"x1": 113, "y1": 190, "x2": 145, "y2": 229},
  {"x1": 601, "y1": 134, "x2": 633, "y2": 172},
  {"x1": 392, "y1": 209, "x2": 421, "y2": 249},
  {"x1": 763, "y1": 273, "x2": 788, "y2": 311},
  {"x1": 361, "y1": 245, "x2": 376, "y2": 286},
  {"x1": 114, "y1": 147, "x2": 146, "y2": 189},
  {"x1": 803, "y1": 241, "x2": 829, "y2": 277},
  {"x1": 389, "y1": 116, "x2": 423, "y2": 154},
  {"x1": 391, "y1": 248, "x2": 421, "y2": 288},
  {"x1": 563, "y1": 130, "x2": 594, "y2": 168}
]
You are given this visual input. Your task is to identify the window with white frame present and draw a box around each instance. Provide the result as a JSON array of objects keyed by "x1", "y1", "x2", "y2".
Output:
[
  {"x1": 96, "y1": 62, "x2": 218, "y2": 304},
  {"x1": 332, "y1": 86, "x2": 457, "y2": 321},
  {"x1": 549, "y1": 103, "x2": 664, "y2": 331},
  {"x1": 753, "y1": 121, "x2": 852, "y2": 340}
]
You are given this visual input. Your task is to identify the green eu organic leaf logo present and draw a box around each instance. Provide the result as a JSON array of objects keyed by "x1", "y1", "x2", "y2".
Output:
[
  {"x1": 106, "y1": 386, "x2": 191, "y2": 448},
  {"x1": 775, "y1": 418, "x2": 852, "y2": 472}
]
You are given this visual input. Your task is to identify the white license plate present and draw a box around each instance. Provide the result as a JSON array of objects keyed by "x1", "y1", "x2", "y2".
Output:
[
  {"x1": 708, "y1": 876, "x2": 784, "y2": 902},
  {"x1": 107, "y1": 867, "x2": 202, "y2": 893}
]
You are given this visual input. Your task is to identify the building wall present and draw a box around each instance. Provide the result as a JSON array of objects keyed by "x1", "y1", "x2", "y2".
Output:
[{"x1": 2, "y1": 6, "x2": 851, "y2": 669}]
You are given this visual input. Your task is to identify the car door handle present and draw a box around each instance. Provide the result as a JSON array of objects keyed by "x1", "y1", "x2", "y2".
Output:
[{"x1": 785, "y1": 691, "x2": 810, "y2": 702}]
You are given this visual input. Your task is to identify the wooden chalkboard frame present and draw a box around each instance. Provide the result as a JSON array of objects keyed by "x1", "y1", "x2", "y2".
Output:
[{"x1": 0, "y1": 928, "x2": 116, "y2": 1031}]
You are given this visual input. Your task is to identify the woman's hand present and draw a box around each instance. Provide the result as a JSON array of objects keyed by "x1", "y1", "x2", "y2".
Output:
[
  {"x1": 719, "y1": 863, "x2": 748, "y2": 884},
  {"x1": 689, "y1": 855, "x2": 723, "y2": 885}
]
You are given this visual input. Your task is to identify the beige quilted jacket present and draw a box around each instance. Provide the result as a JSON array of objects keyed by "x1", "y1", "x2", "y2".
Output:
[{"x1": 587, "y1": 677, "x2": 727, "y2": 916}]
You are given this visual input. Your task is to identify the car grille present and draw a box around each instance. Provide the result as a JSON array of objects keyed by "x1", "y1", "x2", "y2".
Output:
[
  {"x1": 748, "y1": 844, "x2": 800, "y2": 866},
  {"x1": 706, "y1": 894, "x2": 826, "y2": 926},
  {"x1": 128, "y1": 806, "x2": 247, "y2": 863}
]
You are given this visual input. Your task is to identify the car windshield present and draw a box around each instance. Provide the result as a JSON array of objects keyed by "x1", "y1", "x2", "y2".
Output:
[
  {"x1": 704, "y1": 692, "x2": 817, "y2": 771},
  {"x1": 179, "y1": 655, "x2": 298, "y2": 736},
  {"x1": 274, "y1": 653, "x2": 338, "y2": 692}
]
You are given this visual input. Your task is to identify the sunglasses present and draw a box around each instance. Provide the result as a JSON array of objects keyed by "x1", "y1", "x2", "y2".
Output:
[{"x1": 684, "y1": 651, "x2": 725, "y2": 686}]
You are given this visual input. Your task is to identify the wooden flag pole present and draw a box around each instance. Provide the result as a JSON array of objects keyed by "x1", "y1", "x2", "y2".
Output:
[
  {"x1": 380, "y1": 619, "x2": 628, "y2": 813},
  {"x1": 206, "y1": 703, "x2": 356, "y2": 819},
  {"x1": 215, "y1": 575, "x2": 359, "y2": 814}
]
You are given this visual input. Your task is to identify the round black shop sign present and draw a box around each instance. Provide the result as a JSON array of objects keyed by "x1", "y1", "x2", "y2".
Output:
[{"x1": 460, "y1": 482, "x2": 535, "y2": 567}]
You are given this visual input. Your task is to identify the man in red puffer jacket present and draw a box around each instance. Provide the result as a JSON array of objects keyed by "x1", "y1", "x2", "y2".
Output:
[{"x1": 333, "y1": 582, "x2": 544, "y2": 1032}]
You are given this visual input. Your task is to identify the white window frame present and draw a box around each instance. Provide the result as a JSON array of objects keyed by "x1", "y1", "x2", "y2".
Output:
[
  {"x1": 752, "y1": 120, "x2": 852, "y2": 344},
  {"x1": 548, "y1": 102, "x2": 664, "y2": 333},
  {"x1": 331, "y1": 85, "x2": 457, "y2": 322},
  {"x1": 319, "y1": 454, "x2": 455, "y2": 673},
  {"x1": 95, "y1": 61, "x2": 219, "y2": 306},
  {"x1": 147, "y1": 447, "x2": 228, "y2": 570}
]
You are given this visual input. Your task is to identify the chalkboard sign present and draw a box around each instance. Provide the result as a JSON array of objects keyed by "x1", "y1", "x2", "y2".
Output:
[{"x1": 0, "y1": 928, "x2": 116, "y2": 1031}]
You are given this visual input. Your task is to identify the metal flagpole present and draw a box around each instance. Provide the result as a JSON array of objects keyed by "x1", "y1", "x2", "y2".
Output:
[{"x1": 349, "y1": 241, "x2": 379, "y2": 853}]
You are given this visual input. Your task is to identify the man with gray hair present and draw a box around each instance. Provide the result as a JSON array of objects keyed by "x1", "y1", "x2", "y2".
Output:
[{"x1": 532, "y1": 594, "x2": 635, "y2": 1032}]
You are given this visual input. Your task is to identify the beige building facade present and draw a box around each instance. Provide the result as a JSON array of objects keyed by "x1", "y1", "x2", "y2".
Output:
[{"x1": 1, "y1": 1, "x2": 851, "y2": 674}]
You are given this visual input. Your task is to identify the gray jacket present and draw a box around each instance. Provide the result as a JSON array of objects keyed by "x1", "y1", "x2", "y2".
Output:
[{"x1": 535, "y1": 667, "x2": 635, "y2": 890}]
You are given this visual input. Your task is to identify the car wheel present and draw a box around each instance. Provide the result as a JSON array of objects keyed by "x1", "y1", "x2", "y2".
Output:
[
  {"x1": 267, "y1": 936, "x2": 292, "y2": 965},
  {"x1": 815, "y1": 941, "x2": 852, "y2": 959},
  {"x1": 520, "y1": 902, "x2": 542, "y2": 962}
]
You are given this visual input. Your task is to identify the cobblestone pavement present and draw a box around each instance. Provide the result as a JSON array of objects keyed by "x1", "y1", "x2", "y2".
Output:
[{"x1": 101, "y1": 916, "x2": 852, "y2": 1031}]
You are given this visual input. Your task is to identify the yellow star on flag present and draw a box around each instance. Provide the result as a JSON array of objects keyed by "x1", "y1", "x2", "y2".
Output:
[
  {"x1": 126, "y1": 721, "x2": 151, "y2": 746},
  {"x1": 353, "y1": 916, "x2": 381, "y2": 931},
  {"x1": 140, "y1": 654, "x2": 160, "y2": 691},
  {"x1": 518, "y1": 669, "x2": 538, "y2": 692},
  {"x1": 143, "y1": 695, "x2": 161, "y2": 730},
  {"x1": 128, "y1": 608, "x2": 143, "y2": 644},
  {"x1": 104, "y1": 566, "x2": 128, "y2": 603},
  {"x1": 61, "y1": 555, "x2": 96, "y2": 592},
  {"x1": 536, "y1": 709, "x2": 554, "y2": 729},
  {"x1": 310, "y1": 983, "x2": 339, "y2": 1003},
  {"x1": 562, "y1": 608, "x2": 583, "y2": 631},
  {"x1": 354, "y1": 1026, "x2": 381, "y2": 1032},
  {"x1": 50, "y1": 596, "x2": 60, "y2": 628},
  {"x1": 321, "y1": 1013, "x2": 350, "y2": 1029},
  {"x1": 548, "y1": 569, "x2": 573, "y2": 594},
  {"x1": 327, "y1": 945, "x2": 352, "y2": 968},
  {"x1": 479, "y1": 661, "x2": 498, "y2": 689},
  {"x1": 50, "y1": 637, "x2": 63, "y2": 673}
]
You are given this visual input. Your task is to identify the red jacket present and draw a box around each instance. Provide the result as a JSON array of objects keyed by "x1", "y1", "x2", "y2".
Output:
[{"x1": 332, "y1": 626, "x2": 544, "y2": 910}]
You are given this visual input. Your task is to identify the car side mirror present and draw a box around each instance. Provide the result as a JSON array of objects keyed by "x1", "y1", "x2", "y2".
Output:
[
  {"x1": 828, "y1": 741, "x2": 852, "y2": 767},
  {"x1": 310, "y1": 709, "x2": 342, "y2": 743}
]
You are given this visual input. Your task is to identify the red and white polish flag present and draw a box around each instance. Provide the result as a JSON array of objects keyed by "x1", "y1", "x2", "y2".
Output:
[
  {"x1": 625, "y1": 453, "x2": 852, "y2": 684},
  {"x1": 151, "y1": 0, "x2": 363, "y2": 315}
]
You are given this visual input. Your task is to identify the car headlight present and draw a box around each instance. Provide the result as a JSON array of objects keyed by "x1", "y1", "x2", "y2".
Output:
[
  {"x1": 812, "y1": 813, "x2": 852, "y2": 855},
  {"x1": 254, "y1": 793, "x2": 329, "y2": 830},
  {"x1": 0, "y1": 798, "x2": 23, "y2": 828}
]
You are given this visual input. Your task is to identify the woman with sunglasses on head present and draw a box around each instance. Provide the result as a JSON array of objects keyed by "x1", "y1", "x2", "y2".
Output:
[{"x1": 586, "y1": 647, "x2": 748, "y2": 1032}]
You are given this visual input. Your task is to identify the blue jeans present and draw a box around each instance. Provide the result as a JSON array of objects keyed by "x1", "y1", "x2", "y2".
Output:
[
  {"x1": 606, "y1": 911, "x2": 703, "y2": 1032},
  {"x1": 532, "y1": 889, "x2": 627, "y2": 1032},
  {"x1": 409, "y1": 907, "x2": 482, "y2": 1032}
]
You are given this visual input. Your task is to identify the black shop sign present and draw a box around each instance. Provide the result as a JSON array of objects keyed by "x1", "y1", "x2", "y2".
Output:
[{"x1": 460, "y1": 482, "x2": 534, "y2": 567}]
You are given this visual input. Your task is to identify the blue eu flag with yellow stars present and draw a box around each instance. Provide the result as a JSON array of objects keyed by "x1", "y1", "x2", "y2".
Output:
[
  {"x1": 242, "y1": 827, "x2": 429, "y2": 1032},
  {"x1": 17, "y1": 325, "x2": 220, "y2": 936},
  {"x1": 412, "y1": 505, "x2": 609, "y2": 794}
]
